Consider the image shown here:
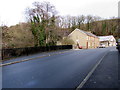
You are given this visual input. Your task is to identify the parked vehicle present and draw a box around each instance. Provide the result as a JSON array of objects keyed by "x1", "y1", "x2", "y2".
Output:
[
  {"x1": 116, "y1": 39, "x2": 120, "y2": 52},
  {"x1": 99, "y1": 44, "x2": 106, "y2": 48}
]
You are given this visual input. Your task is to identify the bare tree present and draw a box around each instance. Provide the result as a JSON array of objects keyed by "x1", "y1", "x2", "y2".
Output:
[
  {"x1": 77, "y1": 15, "x2": 85, "y2": 29},
  {"x1": 25, "y1": 1, "x2": 58, "y2": 46},
  {"x1": 86, "y1": 15, "x2": 93, "y2": 30}
]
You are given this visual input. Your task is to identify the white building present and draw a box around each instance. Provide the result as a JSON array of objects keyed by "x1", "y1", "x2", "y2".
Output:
[{"x1": 98, "y1": 35, "x2": 116, "y2": 47}]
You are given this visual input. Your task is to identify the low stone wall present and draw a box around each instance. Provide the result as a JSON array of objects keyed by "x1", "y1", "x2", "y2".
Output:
[{"x1": 1, "y1": 45, "x2": 72, "y2": 60}]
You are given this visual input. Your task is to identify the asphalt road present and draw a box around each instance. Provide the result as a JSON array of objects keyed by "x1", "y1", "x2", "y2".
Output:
[
  {"x1": 82, "y1": 47, "x2": 119, "y2": 88},
  {"x1": 2, "y1": 47, "x2": 113, "y2": 88}
]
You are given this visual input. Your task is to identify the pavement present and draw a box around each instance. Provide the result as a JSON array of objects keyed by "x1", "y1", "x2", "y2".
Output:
[
  {"x1": 82, "y1": 47, "x2": 119, "y2": 89},
  {"x1": 2, "y1": 47, "x2": 119, "y2": 88}
]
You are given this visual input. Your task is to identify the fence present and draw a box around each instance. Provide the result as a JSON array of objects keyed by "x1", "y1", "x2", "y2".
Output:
[{"x1": 1, "y1": 45, "x2": 72, "y2": 60}]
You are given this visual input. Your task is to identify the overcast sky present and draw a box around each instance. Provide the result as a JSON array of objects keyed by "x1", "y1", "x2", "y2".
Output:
[{"x1": 0, "y1": 0, "x2": 119, "y2": 26}]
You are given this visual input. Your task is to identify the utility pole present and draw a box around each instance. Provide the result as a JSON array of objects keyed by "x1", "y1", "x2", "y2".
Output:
[
  {"x1": 118, "y1": 1, "x2": 120, "y2": 18},
  {"x1": 118, "y1": 1, "x2": 120, "y2": 38}
]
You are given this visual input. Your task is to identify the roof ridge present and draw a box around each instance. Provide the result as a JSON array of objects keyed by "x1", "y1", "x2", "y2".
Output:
[{"x1": 74, "y1": 28, "x2": 98, "y2": 38}]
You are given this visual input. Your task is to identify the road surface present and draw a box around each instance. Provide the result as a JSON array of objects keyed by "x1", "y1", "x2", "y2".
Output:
[
  {"x1": 82, "y1": 47, "x2": 119, "y2": 88},
  {"x1": 2, "y1": 47, "x2": 118, "y2": 88}
]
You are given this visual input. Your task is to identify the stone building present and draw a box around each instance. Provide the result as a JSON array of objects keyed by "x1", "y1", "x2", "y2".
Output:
[{"x1": 68, "y1": 28, "x2": 99, "y2": 49}]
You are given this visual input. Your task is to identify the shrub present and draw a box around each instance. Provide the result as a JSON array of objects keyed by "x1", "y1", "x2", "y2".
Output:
[{"x1": 61, "y1": 37, "x2": 74, "y2": 45}]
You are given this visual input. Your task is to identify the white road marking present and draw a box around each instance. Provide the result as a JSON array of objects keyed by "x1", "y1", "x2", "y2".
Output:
[{"x1": 76, "y1": 50, "x2": 109, "y2": 90}]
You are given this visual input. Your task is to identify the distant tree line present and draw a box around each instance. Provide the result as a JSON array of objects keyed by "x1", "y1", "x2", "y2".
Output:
[{"x1": 56, "y1": 15, "x2": 119, "y2": 37}]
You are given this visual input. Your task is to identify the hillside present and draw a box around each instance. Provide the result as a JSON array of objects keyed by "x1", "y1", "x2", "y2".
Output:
[
  {"x1": 70, "y1": 19, "x2": 119, "y2": 38},
  {"x1": 90, "y1": 19, "x2": 119, "y2": 37},
  {"x1": 2, "y1": 23, "x2": 34, "y2": 49}
]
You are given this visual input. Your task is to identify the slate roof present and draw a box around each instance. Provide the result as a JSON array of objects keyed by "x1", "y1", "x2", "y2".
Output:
[
  {"x1": 74, "y1": 28, "x2": 98, "y2": 38},
  {"x1": 98, "y1": 35, "x2": 116, "y2": 42}
]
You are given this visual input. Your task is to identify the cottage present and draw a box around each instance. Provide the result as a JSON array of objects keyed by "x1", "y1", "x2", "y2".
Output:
[
  {"x1": 68, "y1": 28, "x2": 99, "y2": 49},
  {"x1": 98, "y1": 35, "x2": 116, "y2": 47}
]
